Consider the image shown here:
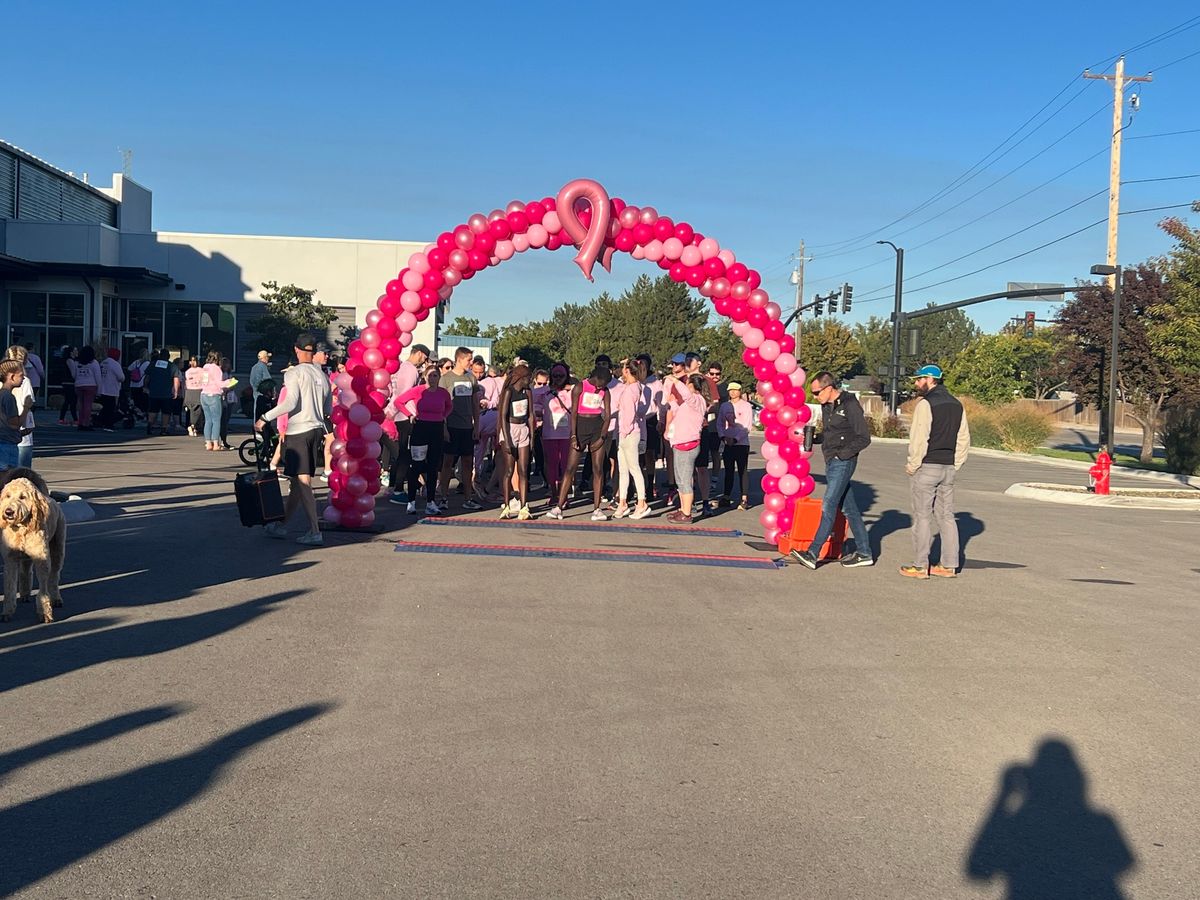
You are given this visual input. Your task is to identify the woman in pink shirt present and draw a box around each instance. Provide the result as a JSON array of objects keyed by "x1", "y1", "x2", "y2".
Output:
[
  {"x1": 199, "y1": 351, "x2": 236, "y2": 451},
  {"x1": 401, "y1": 364, "x2": 453, "y2": 515},
  {"x1": 497, "y1": 364, "x2": 535, "y2": 519},
  {"x1": 717, "y1": 382, "x2": 754, "y2": 510},
  {"x1": 547, "y1": 366, "x2": 610, "y2": 521},
  {"x1": 612, "y1": 358, "x2": 651, "y2": 520},
  {"x1": 535, "y1": 363, "x2": 574, "y2": 508},
  {"x1": 664, "y1": 374, "x2": 708, "y2": 524}
]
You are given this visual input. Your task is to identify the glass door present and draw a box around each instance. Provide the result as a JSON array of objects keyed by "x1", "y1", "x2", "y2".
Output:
[{"x1": 121, "y1": 332, "x2": 154, "y2": 368}]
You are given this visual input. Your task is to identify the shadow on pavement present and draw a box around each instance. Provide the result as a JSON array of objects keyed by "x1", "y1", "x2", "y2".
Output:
[
  {"x1": 965, "y1": 737, "x2": 1135, "y2": 899},
  {"x1": 0, "y1": 704, "x2": 185, "y2": 783},
  {"x1": 0, "y1": 591, "x2": 304, "y2": 694},
  {"x1": 0, "y1": 704, "x2": 330, "y2": 896}
]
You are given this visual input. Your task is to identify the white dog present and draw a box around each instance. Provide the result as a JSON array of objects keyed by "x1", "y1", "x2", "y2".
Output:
[{"x1": 0, "y1": 475, "x2": 67, "y2": 624}]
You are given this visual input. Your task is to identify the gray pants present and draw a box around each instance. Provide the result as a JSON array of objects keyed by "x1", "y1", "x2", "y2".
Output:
[{"x1": 910, "y1": 463, "x2": 959, "y2": 570}]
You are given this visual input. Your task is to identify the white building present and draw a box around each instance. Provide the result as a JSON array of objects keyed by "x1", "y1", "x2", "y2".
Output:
[
  {"x1": 0, "y1": 137, "x2": 440, "y2": 396},
  {"x1": 435, "y1": 335, "x2": 493, "y2": 366}
]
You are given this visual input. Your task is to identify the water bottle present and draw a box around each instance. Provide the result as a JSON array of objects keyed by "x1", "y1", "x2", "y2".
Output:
[{"x1": 803, "y1": 425, "x2": 815, "y2": 452}]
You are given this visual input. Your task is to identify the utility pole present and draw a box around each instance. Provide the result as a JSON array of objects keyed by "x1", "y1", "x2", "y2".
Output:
[
  {"x1": 1084, "y1": 56, "x2": 1151, "y2": 288},
  {"x1": 790, "y1": 240, "x2": 811, "y2": 359},
  {"x1": 877, "y1": 241, "x2": 904, "y2": 413}
]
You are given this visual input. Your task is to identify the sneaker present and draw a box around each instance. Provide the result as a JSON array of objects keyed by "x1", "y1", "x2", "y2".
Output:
[
  {"x1": 380, "y1": 474, "x2": 391, "y2": 488},
  {"x1": 666, "y1": 510, "x2": 692, "y2": 525},
  {"x1": 263, "y1": 522, "x2": 288, "y2": 539},
  {"x1": 630, "y1": 504, "x2": 651, "y2": 520},
  {"x1": 789, "y1": 549, "x2": 818, "y2": 569},
  {"x1": 717, "y1": 496, "x2": 733, "y2": 508},
  {"x1": 929, "y1": 565, "x2": 957, "y2": 578},
  {"x1": 841, "y1": 552, "x2": 875, "y2": 568},
  {"x1": 518, "y1": 505, "x2": 533, "y2": 521},
  {"x1": 436, "y1": 494, "x2": 449, "y2": 507},
  {"x1": 665, "y1": 490, "x2": 679, "y2": 508},
  {"x1": 389, "y1": 493, "x2": 407, "y2": 505},
  {"x1": 613, "y1": 505, "x2": 630, "y2": 519},
  {"x1": 546, "y1": 506, "x2": 563, "y2": 520},
  {"x1": 463, "y1": 499, "x2": 483, "y2": 511},
  {"x1": 296, "y1": 531, "x2": 324, "y2": 546},
  {"x1": 499, "y1": 506, "x2": 513, "y2": 519},
  {"x1": 187, "y1": 426, "x2": 196, "y2": 437},
  {"x1": 591, "y1": 508, "x2": 608, "y2": 521},
  {"x1": 899, "y1": 565, "x2": 929, "y2": 580},
  {"x1": 425, "y1": 501, "x2": 441, "y2": 516},
  {"x1": 406, "y1": 501, "x2": 418, "y2": 515},
  {"x1": 508, "y1": 497, "x2": 520, "y2": 513},
  {"x1": 737, "y1": 500, "x2": 749, "y2": 511}
]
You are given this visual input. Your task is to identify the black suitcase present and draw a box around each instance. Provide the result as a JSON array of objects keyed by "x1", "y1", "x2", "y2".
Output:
[{"x1": 234, "y1": 468, "x2": 285, "y2": 527}]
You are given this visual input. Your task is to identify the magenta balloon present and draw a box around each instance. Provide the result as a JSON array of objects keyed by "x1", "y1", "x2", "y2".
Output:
[
  {"x1": 555, "y1": 178, "x2": 612, "y2": 282},
  {"x1": 765, "y1": 491, "x2": 787, "y2": 513},
  {"x1": 728, "y1": 301, "x2": 750, "y2": 323},
  {"x1": 779, "y1": 441, "x2": 800, "y2": 461},
  {"x1": 778, "y1": 474, "x2": 801, "y2": 496},
  {"x1": 379, "y1": 337, "x2": 401, "y2": 358},
  {"x1": 378, "y1": 294, "x2": 401, "y2": 317},
  {"x1": 765, "y1": 424, "x2": 787, "y2": 443},
  {"x1": 767, "y1": 457, "x2": 789, "y2": 478},
  {"x1": 359, "y1": 509, "x2": 376, "y2": 527},
  {"x1": 345, "y1": 437, "x2": 367, "y2": 458},
  {"x1": 797, "y1": 404, "x2": 812, "y2": 425},
  {"x1": 370, "y1": 367, "x2": 391, "y2": 390},
  {"x1": 777, "y1": 406, "x2": 798, "y2": 427},
  {"x1": 754, "y1": 362, "x2": 776, "y2": 381},
  {"x1": 786, "y1": 387, "x2": 807, "y2": 408},
  {"x1": 797, "y1": 475, "x2": 816, "y2": 496},
  {"x1": 398, "y1": 311, "x2": 417, "y2": 333},
  {"x1": 789, "y1": 457, "x2": 811, "y2": 478},
  {"x1": 362, "y1": 348, "x2": 384, "y2": 370},
  {"x1": 375, "y1": 315, "x2": 397, "y2": 339},
  {"x1": 761, "y1": 474, "x2": 780, "y2": 495},
  {"x1": 348, "y1": 403, "x2": 371, "y2": 427},
  {"x1": 346, "y1": 474, "x2": 368, "y2": 496},
  {"x1": 340, "y1": 509, "x2": 362, "y2": 528},
  {"x1": 778, "y1": 509, "x2": 794, "y2": 531}
]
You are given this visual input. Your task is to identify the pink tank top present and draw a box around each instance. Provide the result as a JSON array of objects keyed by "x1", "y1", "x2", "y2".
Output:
[{"x1": 576, "y1": 381, "x2": 605, "y2": 416}]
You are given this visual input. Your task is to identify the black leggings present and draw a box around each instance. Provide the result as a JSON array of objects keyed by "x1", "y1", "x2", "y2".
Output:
[
  {"x1": 220, "y1": 403, "x2": 232, "y2": 444},
  {"x1": 407, "y1": 421, "x2": 445, "y2": 503},
  {"x1": 723, "y1": 444, "x2": 750, "y2": 499},
  {"x1": 61, "y1": 384, "x2": 78, "y2": 421}
]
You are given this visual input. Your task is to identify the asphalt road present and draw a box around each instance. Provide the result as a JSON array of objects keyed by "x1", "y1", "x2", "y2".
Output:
[{"x1": 3, "y1": 423, "x2": 1197, "y2": 898}]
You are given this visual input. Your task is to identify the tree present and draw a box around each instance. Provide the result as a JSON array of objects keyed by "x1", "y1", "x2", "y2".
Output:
[
  {"x1": 1153, "y1": 204, "x2": 1200, "y2": 380},
  {"x1": 247, "y1": 281, "x2": 337, "y2": 362},
  {"x1": 946, "y1": 333, "x2": 1024, "y2": 404},
  {"x1": 798, "y1": 319, "x2": 862, "y2": 382},
  {"x1": 912, "y1": 305, "x2": 981, "y2": 370},
  {"x1": 851, "y1": 316, "x2": 893, "y2": 387},
  {"x1": 445, "y1": 316, "x2": 482, "y2": 337},
  {"x1": 1012, "y1": 329, "x2": 1070, "y2": 400},
  {"x1": 696, "y1": 322, "x2": 752, "y2": 388},
  {"x1": 1058, "y1": 264, "x2": 1200, "y2": 461}
]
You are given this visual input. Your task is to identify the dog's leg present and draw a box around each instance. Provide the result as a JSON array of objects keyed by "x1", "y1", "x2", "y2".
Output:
[
  {"x1": 33, "y1": 559, "x2": 53, "y2": 624},
  {"x1": 18, "y1": 559, "x2": 32, "y2": 603},
  {"x1": 1, "y1": 559, "x2": 16, "y2": 622},
  {"x1": 48, "y1": 523, "x2": 66, "y2": 608}
]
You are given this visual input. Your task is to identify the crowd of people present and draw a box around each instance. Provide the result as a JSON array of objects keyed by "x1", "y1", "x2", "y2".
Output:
[{"x1": 373, "y1": 346, "x2": 755, "y2": 524}]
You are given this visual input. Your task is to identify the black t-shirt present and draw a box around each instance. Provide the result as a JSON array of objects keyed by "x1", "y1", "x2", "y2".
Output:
[
  {"x1": 145, "y1": 360, "x2": 180, "y2": 399},
  {"x1": 507, "y1": 389, "x2": 530, "y2": 425}
]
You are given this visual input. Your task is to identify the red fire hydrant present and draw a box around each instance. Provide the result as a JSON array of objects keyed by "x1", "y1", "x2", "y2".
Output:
[{"x1": 1089, "y1": 450, "x2": 1112, "y2": 495}]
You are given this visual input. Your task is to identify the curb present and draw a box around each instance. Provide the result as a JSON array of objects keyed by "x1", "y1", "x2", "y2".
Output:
[
  {"x1": 1004, "y1": 482, "x2": 1200, "y2": 510},
  {"x1": 869, "y1": 437, "x2": 1200, "y2": 488},
  {"x1": 61, "y1": 495, "x2": 96, "y2": 523}
]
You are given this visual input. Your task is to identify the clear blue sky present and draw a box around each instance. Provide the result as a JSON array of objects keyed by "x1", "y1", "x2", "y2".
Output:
[{"x1": 8, "y1": 1, "x2": 1199, "y2": 334}]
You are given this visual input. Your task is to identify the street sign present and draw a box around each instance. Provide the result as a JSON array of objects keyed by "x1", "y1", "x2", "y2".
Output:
[{"x1": 1007, "y1": 282, "x2": 1064, "y2": 303}]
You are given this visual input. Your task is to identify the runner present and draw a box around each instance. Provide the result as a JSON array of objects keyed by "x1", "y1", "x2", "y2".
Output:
[
  {"x1": 536, "y1": 362, "x2": 573, "y2": 507},
  {"x1": 717, "y1": 381, "x2": 753, "y2": 510},
  {"x1": 612, "y1": 358, "x2": 651, "y2": 520},
  {"x1": 436, "y1": 347, "x2": 484, "y2": 511},
  {"x1": 496, "y1": 364, "x2": 535, "y2": 520},
  {"x1": 664, "y1": 373, "x2": 707, "y2": 525},
  {"x1": 395, "y1": 364, "x2": 452, "y2": 515},
  {"x1": 547, "y1": 366, "x2": 610, "y2": 521},
  {"x1": 636, "y1": 353, "x2": 664, "y2": 502}
]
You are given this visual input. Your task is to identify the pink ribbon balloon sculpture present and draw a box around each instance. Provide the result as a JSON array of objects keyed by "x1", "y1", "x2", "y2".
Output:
[{"x1": 327, "y1": 179, "x2": 813, "y2": 543}]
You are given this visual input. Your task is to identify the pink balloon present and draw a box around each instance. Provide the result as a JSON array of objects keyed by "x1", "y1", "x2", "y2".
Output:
[
  {"x1": 767, "y1": 457, "x2": 789, "y2": 478},
  {"x1": 731, "y1": 281, "x2": 751, "y2": 301},
  {"x1": 718, "y1": 249, "x2": 736, "y2": 267},
  {"x1": 760, "y1": 440, "x2": 779, "y2": 461},
  {"x1": 363, "y1": 348, "x2": 384, "y2": 370},
  {"x1": 743, "y1": 328, "x2": 765, "y2": 349},
  {"x1": 338, "y1": 390, "x2": 358, "y2": 409},
  {"x1": 760, "y1": 510, "x2": 779, "y2": 531},
  {"x1": 495, "y1": 240, "x2": 515, "y2": 260},
  {"x1": 765, "y1": 492, "x2": 787, "y2": 513},
  {"x1": 662, "y1": 237, "x2": 684, "y2": 260},
  {"x1": 797, "y1": 404, "x2": 812, "y2": 425},
  {"x1": 398, "y1": 311, "x2": 417, "y2": 333},
  {"x1": 542, "y1": 210, "x2": 561, "y2": 233},
  {"x1": 337, "y1": 455, "x2": 359, "y2": 476},
  {"x1": 468, "y1": 213, "x2": 489, "y2": 234},
  {"x1": 748, "y1": 289, "x2": 769, "y2": 309},
  {"x1": 759, "y1": 340, "x2": 780, "y2": 362},
  {"x1": 442, "y1": 267, "x2": 463, "y2": 287},
  {"x1": 619, "y1": 206, "x2": 640, "y2": 229},
  {"x1": 400, "y1": 290, "x2": 422, "y2": 313},
  {"x1": 698, "y1": 237, "x2": 720, "y2": 260},
  {"x1": 354, "y1": 493, "x2": 375, "y2": 513},
  {"x1": 359, "y1": 327, "x2": 380, "y2": 349},
  {"x1": 454, "y1": 226, "x2": 475, "y2": 250},
  {"x1": 680, "y1": 245, "x2": 702, "y2": 267},
  {"x1": 360, "y1": 421, "x2": 382, "y2": 442},
  {"x1": 365, "y1": 309, "x2": 383, "y2": 328},
  {"x1": 644, "y1": 240, "x2": 664, "y2": 262},
  {"x1": 764, "y1": 391, "x2": 784, "y2": 411},
  {"x1": 513, "y1": 233, "x2": 530, "y2": 253},
  {"x1": 778, "y1": 474, "x2": 801, "y2": 496},
  {"x1": 711, "y1": 277, "x2": 731, "y2": 299},
  {"x1": 791, "y1": 367, "x2": 808, "y2": 387},
  {"x1": 731, "y1": 320, "x2": 751, "y2": 337},
  {"x1": 764, "y1": 526, "x2": 782, "y2": 545},
  {"x1": 359, "y1": 509, "x2": 376, "y2": 527},
  {"x1": 339, "y1": 509, "x2": 363, "y2": 529},
  {"x1": 527, "y1": 224, "x2": 548, "y2": 248},
  {"x1": 639, "y1": 206, "x2": 658, "y2": 224},
  {"x1": 401, "y1": 270, "x2": 423, "y2": 291},
  {"x1": 333, "y1": 373, "x2": 353, "y2": 392},
  {"x1": 775, "y1": 352, "x2": 798, "y2": 375},
  {"x1": 398, "y1": 332, "x2": 412, "y2": 349},
  {"x1": 348, "y1": 403, "x2": 371, "y2": 427},
  {"x1": 408, "y1": 253, "x2": 430, "y2": 274},
  {"x1": 449, "y1": 249, "x2": 470, "y2": 272},
  {"x1": 756, "y1": 378, "x2": 775, "y2": 395},
  {"x1": 777, "y1": 406, "x2": 798, "y2": 427},
  {"x1": 369, "y1": 367, "x2": 390, "y2": 390},
  {"x1": 765, "y1": 302, "x2": 782, "y2": 320}
]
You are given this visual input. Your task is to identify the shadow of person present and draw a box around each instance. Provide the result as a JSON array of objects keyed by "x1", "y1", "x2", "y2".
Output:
[
  {"x1": 966, "y1": 738, "x2": 1135, "y2": 899},
  {"x1": 0, "y1": 704, "x2": 329, "y2": 896},
  {"x1": 957, "y1": 511, "x2": 985, "y2": 558},
  {"x1": 867, "y1": 509, "x2": 911, "y2": 560}
]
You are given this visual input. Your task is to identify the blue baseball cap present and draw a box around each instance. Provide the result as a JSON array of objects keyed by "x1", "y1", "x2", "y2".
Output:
[
  {"x1": 912, "y1": 364, "x2": 943, "y2": 379},
  {"x1": 669, "y1": 353, "x2": 687, "y2": 365}
]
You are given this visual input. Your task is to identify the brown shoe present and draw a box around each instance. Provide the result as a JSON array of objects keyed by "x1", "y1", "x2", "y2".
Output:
[
  {"x1": 898, "y1": 565, "x2": 929, "y2": 580},
  {"x1": 929, "y1": 565, "x2": 957, "y2": 578}
]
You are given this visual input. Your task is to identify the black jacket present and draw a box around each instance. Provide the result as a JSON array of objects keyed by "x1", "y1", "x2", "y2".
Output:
[{"x1": 816, "y1": 391, "x2": 872, "y2": 462}]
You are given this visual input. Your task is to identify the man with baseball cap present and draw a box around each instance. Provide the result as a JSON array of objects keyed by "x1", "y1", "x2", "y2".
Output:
[
  {"x1": 255, "y1": 332, "x2": 333, "y2": 545},
  {"x1": 250, "y1": 349, "x2": 273, "y2": 400},
  {"x1": 900, "y1": 364, "x2": 971, "y2": 579},
  {"x1": 386, "y1": 343, "x2": 431, "y2": 504}
]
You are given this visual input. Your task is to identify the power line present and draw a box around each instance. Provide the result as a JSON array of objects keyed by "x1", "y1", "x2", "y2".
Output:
[
  {"x1": 1127, "y1": 127, "x2": 1200, "y2": 140},
  {"x1": 1122, "y1": 173, "x2": 1200, "y2": 184},
  {"x1": 1087, "y1": 14, "x2": 1200, "y2": 68},
  {"x1": 1153, "y1": 46, "x2": 1200, "y2": 71}
]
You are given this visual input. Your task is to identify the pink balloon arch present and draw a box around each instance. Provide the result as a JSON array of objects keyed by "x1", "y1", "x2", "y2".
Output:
[{"x1": 327, "y1": 178, "x2": 815, "y2": 543}]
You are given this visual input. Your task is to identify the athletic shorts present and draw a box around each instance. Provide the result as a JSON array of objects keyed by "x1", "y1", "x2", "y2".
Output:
[
  {"x1": 696, "y1": 430, "x2": 719, "y2": 468},
  {"x1": 282, "y1": 428, "x2": 325, "y2": 478},
  {"x1": 148, "y1": 396, "x2": 172, "y2": 414},
  {"x1": 576, "y1": 415, "x2": 605, "y2": 448},
  {"x1": 506, "y1": 423, "x2": 531, "y2": 449},
  {"x1": 644, "y1": 418, "x2": 662, "y2": 457},
  {"x1": 444, "y1": 426, "x2": 475, "y2": 460}
]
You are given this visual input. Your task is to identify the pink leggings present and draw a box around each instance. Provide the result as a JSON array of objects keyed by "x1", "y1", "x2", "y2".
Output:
[
  {"x1": 542, "y1": 437, "x2": 570, "y2": 490},
  {"x1": 77, "y1": 385, "x2": 98, "y2": 427}
]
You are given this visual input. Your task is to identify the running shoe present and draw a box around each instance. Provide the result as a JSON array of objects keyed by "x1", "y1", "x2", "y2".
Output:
[
  {"x1": 789, "y1": 549, "x2": 818, "y2": 570},
  {"x1": 263, "y1": 522, "x2": 288, "y2": 539},
  {"x1": 613, "y1": 505, "x2": 631, "y2": 519},
  {"x1": 406, "y1": 501, "x2": 418, "y2": 515},
  {"x1": 898, "y1": 565, "x2": 929, "y2": 580},
  {"x1": 590, "y1": 508, "x2": 608, "y2": 521},
  {"x1": 929, "y1": 565, "x2": 957, "y2": 578},
  {"x1": 665, "y1": 510, "x2": 692, "y2": 525},
  {"x1": 463, "y1": 499, "x2": 483, "y2": 511},
  {"x1": 630, "y1": 505, "x2": 651, "y2": 520},
  {"x1": 841, "y1": 552, "x2": 875, "y2": 568},
  {"x1": 499, "y1": 506, "x2": 513, "y2": 519},
  {"x1": 296, "y1": 531, "x2": 324, "y2": 546},
  {"x1": 546, "y1": 506, "x2": 564, "y2": 520},
  {"x1": 388, "y1": 493, "x2": 407, "y2": 505},
  {"x1": 737, "y1": 500, "x2": 749, "y2": 511},
  {"x1": 425, "y1": 501, "x2": 441, "y2": 516},
  {"x1": 518, "y1": 505, "x2": 533, "y2": 521},
  {"x1": 380, "y1": 474, "x2": 390, "y2": 488},
  {"x1": 717, "y1": 496, "x2": 733, "y2": 508}
]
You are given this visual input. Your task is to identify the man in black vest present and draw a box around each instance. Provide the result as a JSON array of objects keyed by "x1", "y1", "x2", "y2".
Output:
[{"x1": 900, "y1": 365, "x2": 971, "y2": 579}]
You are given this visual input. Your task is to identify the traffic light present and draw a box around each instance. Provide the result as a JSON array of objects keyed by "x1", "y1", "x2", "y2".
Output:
[
  {"x1": 828, "y1": 290, "x2": 838, "y2": 315},
  {"x1": 842, "y1": 282, "x2": 853, "y2": 313},
  {"x1": 813, "y1": 293, "x2": 823, "y2": 316},
  {"x1": 1024, "y1": 310, "x2": 1036, "y2": 338}
]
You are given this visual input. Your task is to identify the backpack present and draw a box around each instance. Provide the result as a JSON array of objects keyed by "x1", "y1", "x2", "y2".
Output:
[{"x1": 129, "y1": 365, "x2": 143, "y2": 384}]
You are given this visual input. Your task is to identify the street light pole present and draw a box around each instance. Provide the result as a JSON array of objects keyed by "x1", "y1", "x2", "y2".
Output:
[
  {"x1": 878, "y1": 241, "x2": 904, "y2": 413},
  {"x1": 1090, "y1": 263, "x2": 1122, "y2": 452}
]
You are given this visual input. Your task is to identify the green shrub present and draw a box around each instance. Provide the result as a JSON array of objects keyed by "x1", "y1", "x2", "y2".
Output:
[
  {"x1": 994, "y1": 405, "x2": 1055, "y2": 454},
  {"x1": 868, "y1": 414, "x2": 908, "y2": 438},
  {"x1": 1160, "y1": 407, "x2": 1200, "y2": 475},
  {"x1": 960, "y1": 398, "x2": 1003, "y2": 449}
]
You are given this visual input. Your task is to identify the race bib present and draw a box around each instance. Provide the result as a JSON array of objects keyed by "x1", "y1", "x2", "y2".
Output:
[
  {"x1": 410, "y1": 444, "x2": 429, "y2": 461},
  {"x1": 155, "y1": 360, "x2": 168, "y2": 369},
  {"x1": 511, "y1": 399, "x2": 528, "y2": 418},
  {"x1": 580, "y1": 392, "x2": 603, "y2": 412},
  {"x1": 453, "y1": 382, "x2": 473, "y2": 397}
]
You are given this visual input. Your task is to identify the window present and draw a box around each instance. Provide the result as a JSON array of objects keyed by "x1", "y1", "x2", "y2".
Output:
[
  {"x1": 200, "y1": 303, "x2": 236, "y2": 366},
  {"x1": 128, "y1": 300, "x2": 164, "y2": 347},
  {"x1": 164, "y1": 302, "x2": 199, "y2": 364},
  {"x1": 7, "y1": 291, "x2": 86, "y2": 394}
]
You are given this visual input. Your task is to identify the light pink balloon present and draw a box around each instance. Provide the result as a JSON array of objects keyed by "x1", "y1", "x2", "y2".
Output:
[
  {"x1": 663, "y1": 237, "x2": 684, "y2": 260},
  {"x1": 334, "y1": 373, "x2": 353, "y2": 392},
  {"x1": 765, "y1": 491, "x2": 787, "y2": 513},
  {"x1": 527, "y1": 224, "x2": 548, "y2": 248},
  {"x1": 680, "y1": 245, "x2": 702, "y2": 267},
  {"x1": 441, "y1": 267, "x2": 462, "y2": 287},
  {"x1": 732, "y1": 320, "x2": 751, "y2": 337},
  {"x1": 748, "y1": 289, "x2": 770, "y2": 309},
  {"x1": 765, "y1": 302, "x2": 782, "y2": 320},
  {"x1": 439, "y1": 285, "x2": 453, "y2": 300},
  {"x1": 339, "y1": 390, "x2": 357, "y2": 408},
  {"x1": 644, "y1": 240, "x2": 664, "y2": 262},
  {"x1": 760, "y1": 440, "x2": 779, "y2": 461},
  {"x1": 542, "y1": 210, "x2": 561, "y2": 233},
  {"x1": 399, "y1": 331, "x2": 412, "y2": 348},
  {"x1": 513, "y1": 233, "x2": 530, "y2": 253},
  {"x1": 790, "y1": 368, "x2": 808, "y2": 387},
  {"x1": 767, "y1": 457, "x2": 789, "y2": 478},
  {"x1": 401, "y1": 270, "x2": 424, "y2": 291},
  {"x1": 743, "y1": 328, "x2": 765, "y2": 349},
  {"x1": 468, "y1": 213, "x2": 489, "y2": 234},
  {"x1": 408, "y1": 253, "x2": 430, "y2": 275},
  {"x1": 488, "y1": 256, "x2": 500, "y2": 266},
  {"x1": 718, "y1": 249, "x2": 736, "y2": 268},
  {"x1": 424, "y1": 243, "x2": 436, "y2": 254},
  {"x1": 632, "y1": 246, "x2": 646, "y2": 260},
  {"x1": 400, "y1": 290, "x2": 422, "y2": 312},
  {"x1": 698, "y1": 237, "x2": 720, "y2": 260},
  {"x1": 398, "y1": 311, "x2": 417, "y2": 332},
  {"x1": 759, "y1": 340, "x2": 781, "y2": 362},
  {"x1": 779, "y1": 474, "x2": 801, "y2": 496},
  {"x1": 775, "y1": 352, "x2": 798, "y2": 375},
  {"x1": 495, "y1": 240, "x2": 515, "y2": 260}
]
